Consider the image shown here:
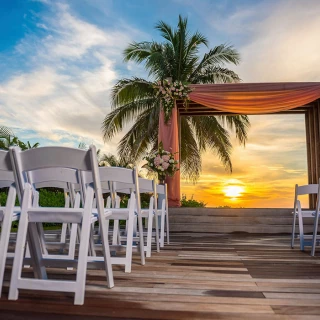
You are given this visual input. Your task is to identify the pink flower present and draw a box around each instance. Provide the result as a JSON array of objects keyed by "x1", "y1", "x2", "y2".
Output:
[
  {"x1": 162, "y1": 162, "x2": 169, "y2": 169},
  {"x1": 162, "y1": 155, "x2": 170, "y2": 162},
  {"x1": 154, "y1": 155, "x2": 161, "y2": 166}
]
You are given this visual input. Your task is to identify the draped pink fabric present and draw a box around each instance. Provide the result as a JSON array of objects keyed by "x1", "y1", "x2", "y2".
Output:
[
  {"x1": 158, "y1": 82, "x2": 320, "y2": 207},
  {"x1": 189, "y1": 82, "x2": 320, "y2": 114},
  {"x1": 158, "y1": 104, "x2": 180, "y2": 207}
]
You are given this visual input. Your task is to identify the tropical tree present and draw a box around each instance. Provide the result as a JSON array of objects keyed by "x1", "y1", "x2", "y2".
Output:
[
  {"x1": 102, "y1": 16, "x2": 250, "y2": 181},
  {"x1": 99, "y1": 153, "x2": 134, "y2": 169}
]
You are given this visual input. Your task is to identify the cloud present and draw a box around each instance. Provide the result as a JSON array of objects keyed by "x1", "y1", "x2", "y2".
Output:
[
  {"x1": 234, "y1": 0, "x2": 320, "y2": 82},
  {"x1": 0, "y1": 1, "x2": 144, "y2": 153}
]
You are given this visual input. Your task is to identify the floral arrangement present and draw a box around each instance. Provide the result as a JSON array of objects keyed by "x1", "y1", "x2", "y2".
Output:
[
  {"x1": 155, "y1": 79, "x2": 193, "y2": 119},
  {"x1": 143, "y1": 142, "x2": 179, "y2": 182}
]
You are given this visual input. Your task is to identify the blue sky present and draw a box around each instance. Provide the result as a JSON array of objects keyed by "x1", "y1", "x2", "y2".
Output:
[{"x1": 1, "y1": 0, "x2": 320, "y2": 206}]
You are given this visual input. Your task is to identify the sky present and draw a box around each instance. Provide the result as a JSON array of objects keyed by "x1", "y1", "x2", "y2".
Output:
[{"x1": 1, "y1": 0, "x2": 320, "y2": 207}]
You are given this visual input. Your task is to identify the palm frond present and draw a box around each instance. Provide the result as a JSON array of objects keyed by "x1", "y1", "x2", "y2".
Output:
[
  {"x1": 191, "y1": 116, "x2": 232, "y2": 172},
  {"x1": 217, "y1": 115, "x2": 250, "y2": 146},
  {"x1": 102, "y1": 97, "x2": 157, "y2": 141},
  {"x1": 117, "y1": 105, "x2": 159, "y2": 162},
  {"x1": 189, "y1": 44, "x2": 240, "y2": 82},
  {"x1": 192, "y1": 66, "x2": 241, "y2": 84},
  {"x1": 180, "y1": 117, "x2": 202, "y2": 182},
  {"x1": 111, "y1": 78, "x2": 154, "y2": 107}
]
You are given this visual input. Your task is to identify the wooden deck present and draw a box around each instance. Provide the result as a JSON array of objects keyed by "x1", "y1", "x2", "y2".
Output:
[{"x1": 1, "y1": 233, "x2": 320, "y2": 319}]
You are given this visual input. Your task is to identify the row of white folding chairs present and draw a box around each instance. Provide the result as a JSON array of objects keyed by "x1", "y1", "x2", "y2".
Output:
[
  {"x1": 29, "y1": 173, "x2": 168, "y2": 272},
  {"x1": 111, "y1": 179, "x2": 169, "y2": 257},
  {"x1": 291, "y1": 179, "x2": 320, "y2": 256},
  {"x1": 0, "y1": 146, "x2": 149, "y2": 304}
]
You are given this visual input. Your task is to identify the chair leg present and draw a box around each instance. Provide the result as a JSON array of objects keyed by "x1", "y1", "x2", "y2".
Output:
[
  {"x1": 166, "y1": 210, "x2": 170, "y2": 245},
  {"x1": 125, "y1": 215, "x2": 134, "y2": 273},
  {"x1": 0, "y1": 187, "x2": 16, "y2": 297},
  {"x1": 74, "y1": 193, "x2": 93, "y2": 305},
  {"x1": 154, "y1": 213, "x2": 160, "y2": 253},
  {"x1": 99, "y1": 216, "x2": 114, "y2": 288},
  {"x1": 28, "y1": 223, "x2": 47, "y2": 279},
  {"x1": 89, "y1": 224, "x2": 96, "y2": 257},
  {"x1": 137, "y1": 212, "x2": 145, "y2": 266},
  {"x1": 60, "y1": 223, "x2": 68, "y2": 244},
  {"x1": 160, "y1": 209, "x2": 165, "y2": 248},
  {"x1": 291, "y1": 211, "x2": 297, "y2": 248},
  {"x1": 297, "y1": 210, "x2": 305, "y2": 251},
  {"x1": 36, "y1": 222, "x2": 48, "y2": 255},
  {"x1": 9, "y1": 186, "x2": 32, "y2": 300},
  {"x1": 68, "y1": 223, "x2": 77, "y2": 260},
  {"x1": 112, "y1": 220, "x2": 119, "y2": 245},
  {"x1": 146, "y1": 210, "x2": 153, "y2": 258},
  {"x1": 311, "y1": 212, "x2": 319, "y2": 257}
]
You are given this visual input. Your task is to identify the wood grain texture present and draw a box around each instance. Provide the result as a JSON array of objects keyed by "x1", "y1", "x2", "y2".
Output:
[
  {"x1": 169, "y1": 208, "x2": 315, "y2": 233},
  {"x1": 1, "y1": 233, "x2": 320, "y2": 319}
]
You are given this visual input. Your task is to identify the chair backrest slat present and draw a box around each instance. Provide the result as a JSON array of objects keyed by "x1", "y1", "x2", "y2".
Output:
[
  {"x1": 138, "y1": 178, "x2": 154, "y2": 193},
  {"x1": 28, "y1": 168, "x2": 79, "y2": 186},
  {"x1": 297, "y1": 184, "x2": 319, "y2": 196},
  {"x1": 10, "y1": 146, "x2": 96, "y2": 202}
]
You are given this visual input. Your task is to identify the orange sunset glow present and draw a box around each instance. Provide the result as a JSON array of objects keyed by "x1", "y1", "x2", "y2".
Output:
[{"x1": 181, "y1": 114, "x2": 308, "y2": 208}]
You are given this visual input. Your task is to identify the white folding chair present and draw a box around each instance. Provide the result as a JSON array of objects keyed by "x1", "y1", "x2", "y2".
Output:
[
  {"x1": 114, "y1": 178, "x2": 160, "y2": 257},
  {"x1": 156, "y1": 183, "x2": 169, "y2": 247},
  {"x1": 84, "y1": 167, "x2": 145, "y2": 272},
  {"x1": 32, "y1": 179, "x2": 80, "y2": 262},
  {"x1": 0, "y1": 150, "x2": 18, "y2": 297},
  {"x1": 291, "y1": 182, "x2": 319, "y2": 251},
  {"x1": 8, "y1": 145, "x2": 113, "y2": 305}
]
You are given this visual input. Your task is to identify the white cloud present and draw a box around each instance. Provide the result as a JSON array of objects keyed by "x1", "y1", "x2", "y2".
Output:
[
  {"x1": 235, "y1": 0, "x2": 320, "y2": 82},
  {"x1": 0, "y1": 1, "x2": 144, "y2": 154}
]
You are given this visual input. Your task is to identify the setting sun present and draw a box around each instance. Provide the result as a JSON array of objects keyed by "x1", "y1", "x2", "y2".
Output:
[{"x1": 223, "y1": 186, "x2": 244, "y2": 199}]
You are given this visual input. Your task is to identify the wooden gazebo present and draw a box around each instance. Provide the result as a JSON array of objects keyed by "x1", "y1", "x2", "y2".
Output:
[{"x1": 158, "y1": 82, "x2": 320, "y2": 207}]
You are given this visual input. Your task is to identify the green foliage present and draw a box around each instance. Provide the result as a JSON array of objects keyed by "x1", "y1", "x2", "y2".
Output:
[
  {"x1": 180, "y1": 194, "x2": 206, "y2": 207},
  {"x1": 99, "y1": 153, "x2": 134, "y2": 168},
  {"x1": 118, "y1": 193, "x2": 151, "y2": 209},
  {"x1": 102, "y1": 15, "x2": 250, "y2": 182},
  {"x1": 38, "y1": 188, "x2": 66, "y2": 207},
  {"x1": 0, "y1": 188, "x2": 65, "y2": 231}
]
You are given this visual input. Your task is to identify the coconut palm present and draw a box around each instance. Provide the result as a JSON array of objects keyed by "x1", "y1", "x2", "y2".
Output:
[
  {"x1": 99, "y1": 153, "x2": 134, "y2": 169},
  {"x1": 102, "y1": 16, "x2": 250, "y2": 181}
]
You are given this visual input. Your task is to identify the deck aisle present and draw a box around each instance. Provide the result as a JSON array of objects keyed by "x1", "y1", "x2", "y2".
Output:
[{"x1": 1, "y1": 233, "x2": 320, "y2": 319}]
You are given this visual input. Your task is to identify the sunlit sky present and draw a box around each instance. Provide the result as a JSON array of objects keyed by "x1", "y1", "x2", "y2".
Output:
[{"x1": 1, "y1": 0, "x2": 320, "y2": 207}]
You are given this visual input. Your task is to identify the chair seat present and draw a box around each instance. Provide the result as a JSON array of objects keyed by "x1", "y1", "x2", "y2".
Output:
[
  {"x1": 293, "y1": 210, "x2": 317, "y2": 218},
  {"x1": 0, "y1": 208, "x2": 20, "y2": 221},
  {"x1": 27, "y1": 208, "x2": 85, "y2": 223}
]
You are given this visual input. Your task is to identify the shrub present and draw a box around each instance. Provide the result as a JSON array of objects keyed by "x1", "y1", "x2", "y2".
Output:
[{"x1": 180, "y1": 194, "x2": 206, "y2": 207}]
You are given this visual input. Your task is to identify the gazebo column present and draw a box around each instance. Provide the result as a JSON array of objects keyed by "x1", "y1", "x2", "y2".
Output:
[
  {"x1": 158, "y1": 104, "x2": 181, "y2": 207},
  {"x1": 305, "y1": 99, "x2": 320, "y2": 208}
]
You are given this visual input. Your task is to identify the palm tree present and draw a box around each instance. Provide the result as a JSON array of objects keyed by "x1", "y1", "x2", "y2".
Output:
[
  {"x1": 99, "y1": 153, "x2": 134, "y2": 169},
  {"x1": 102, "y1": 16, "x2": 250, "y2": 181}
]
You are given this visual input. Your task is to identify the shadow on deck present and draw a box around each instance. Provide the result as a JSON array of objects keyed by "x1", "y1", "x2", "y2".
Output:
[{"x1": 1, "y1": 232, "x2": 320, "y2": 319}]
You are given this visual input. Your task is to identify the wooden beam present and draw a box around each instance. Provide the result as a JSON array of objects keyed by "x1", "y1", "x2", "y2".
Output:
[
  {"x1": 305, "y1": 109, "x2": 315, "y2": 208},
  {"x1": 313, "y1": 102, "x2": 320, "y2": 185}
]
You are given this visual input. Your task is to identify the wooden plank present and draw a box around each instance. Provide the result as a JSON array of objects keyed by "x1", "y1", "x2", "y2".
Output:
[{"x1": 1, "y1": 233, "x2": 320, "y2": 319}]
